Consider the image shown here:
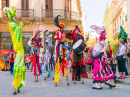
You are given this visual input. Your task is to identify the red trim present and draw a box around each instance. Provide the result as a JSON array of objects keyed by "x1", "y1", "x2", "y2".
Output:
[{"x1": 0, "y1": 50, "x2": 16, "y2": 54}]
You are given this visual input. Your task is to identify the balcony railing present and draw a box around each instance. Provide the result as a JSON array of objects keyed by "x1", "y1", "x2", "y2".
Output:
[
  {"x1": 41, "y1": 9, "x2": 81, "y2": 21},
  {"x1": 0, "y1": 9, "x2": 34, "y2": 18}
]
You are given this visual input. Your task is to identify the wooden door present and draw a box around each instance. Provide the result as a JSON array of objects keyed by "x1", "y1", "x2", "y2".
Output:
[
  {"x1": 65, "y1": 0, "x2": 71, "y2": 19},
  {"x1": 45, "y1": 0, "x2": 53, "y2": 18},
  {"x1": 21, "y1": 0, "x2": 29, "y2": 17}
]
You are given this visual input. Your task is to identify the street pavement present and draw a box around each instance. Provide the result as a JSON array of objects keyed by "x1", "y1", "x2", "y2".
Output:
[{"x1": 0, "y1": 71, "x2": 130, "y2": 97}]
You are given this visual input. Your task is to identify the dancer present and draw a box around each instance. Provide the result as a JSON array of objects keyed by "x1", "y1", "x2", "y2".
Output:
[
  {"x1": 28, "y1": 30, "x2": 43, "y2": 82},
  {"x1": 3, "y1": 6, "x2": 26, "y2": 95},
  {"x1": 91, "y1": 25, "x2": 116, "y2": 90},
  {"x1": 54, "y1": 15, "x2": 70, "y2": 86},
  {"x1": 43, "y1": 30, "x2": 55, "y2": 80},
  {"x1": 65, "y1": 25, "x2": 88, "y2": 84}
]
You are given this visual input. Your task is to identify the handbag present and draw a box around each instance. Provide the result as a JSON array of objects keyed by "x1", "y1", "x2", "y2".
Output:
[
  {"x1": 127, "y1": 53, "x2": 130, "y2": 57},
  {"x1": 116, "y1": 55, "x2": 123, "y2": 61}
]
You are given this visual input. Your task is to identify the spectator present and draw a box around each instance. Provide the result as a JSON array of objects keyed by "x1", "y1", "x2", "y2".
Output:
[
  {"x1": 3, "y1": 53, "x2": 9, "y2": 72},
  {"x1": 30, "y1": 54, "x2": 33, "y2": 72},
  {"x1": 25, "y1": 54, "x2": 30, "y2": 71},
  {"x1": 117, "y1": 39, "x2": 126, "y2": 79},
  {"x1": 10, "y1": 51, "x2": 15, "y2": 74},
  {"x1": 87, "y1": 48, "x2": 93, "y2": 73},
  {"x1": 42, "y1": 52, "x2": 45, "y2": 64},
  {"x1": 39, "y1": 53, "x2": 43, "y2": 74},
  {"x1": 106, "y1": 45, "x2": 112, "y2": 64},
  {"x1": 125, "y1": 38, "x2": 130, "y2": 75}
]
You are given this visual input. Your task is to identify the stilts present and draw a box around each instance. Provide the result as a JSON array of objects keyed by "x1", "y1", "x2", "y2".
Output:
[
  {"x1": 66, "y1": 76, "x2": 70, "y2": 85},
  {"x1": 82, "y1": 78, "x2": 84, "y2": 84},
  {"x1": 74, "y1": 78, "x2": 76, "y2": 84},
  {"x1": 37, "y1": 76, "x2": 39, "y2": 82},
  {"x1": 13, "y1": 89, "x2": 17, "y2": 95},
  {"x1": 35, "y1": 76, "x2": 36, "y2": 82},
  {"x1": 55, "y1": 82, "x2": 57, "y2": 87}
]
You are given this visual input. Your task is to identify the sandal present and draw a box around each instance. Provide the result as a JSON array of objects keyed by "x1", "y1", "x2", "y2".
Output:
[
  {"x1": 121, "y1": 76, "x2": 125, "y2": 79},
  {"x1": 117, "y1": 76, "x2": 122, "y2": 79}
]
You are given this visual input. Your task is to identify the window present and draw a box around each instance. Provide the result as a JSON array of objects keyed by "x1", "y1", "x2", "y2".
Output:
[
  {"x1": 122, "y1": 19, "x2": 124, "y2": 25},
  {"x1": 21, "y1": 0, "x2": 29, "y2": 9},
  {"x1": 46, "y1": 5, "x2": 48, "y2": 9},
  {"x1": 125, "y1": 15, "x2": 127, "y2": 22}
]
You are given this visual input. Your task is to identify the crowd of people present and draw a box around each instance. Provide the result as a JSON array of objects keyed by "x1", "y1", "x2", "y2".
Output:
[{"x1": 2, "y1": 6, "x2": 130, "y2": 95}]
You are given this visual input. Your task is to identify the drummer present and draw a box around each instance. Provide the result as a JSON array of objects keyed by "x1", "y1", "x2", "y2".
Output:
[{"x1": 65, "y1": 25, "x2": 88, "y2": 84}]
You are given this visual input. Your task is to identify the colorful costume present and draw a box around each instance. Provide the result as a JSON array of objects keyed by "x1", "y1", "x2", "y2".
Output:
[
  {"x1": 43, "y1": 30, "x2": 55, "y2": 78},
  {"x1": 118, "y1": 26, "x2": 128, "y2": 43},
  {"x1": 28, "y1": 30, "x2": 43, "y2": 76},
  {"x1": 66, "y1": 25, "x2": 88, "y2": 81},
  {"x1": 3, "y1": 6, "x2": 26, "y2": 89},
  {"x1": 54, "y1": 15, "x2": 70, "y2": 83},
  {"x1": 91, "y1": 25, "x2": 116, "y2": 89}
]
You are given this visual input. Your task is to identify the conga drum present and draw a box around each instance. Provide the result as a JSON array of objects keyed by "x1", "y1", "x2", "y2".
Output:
[{"x1": 72, "y1": 39, "x2": 87, "y2": 54}]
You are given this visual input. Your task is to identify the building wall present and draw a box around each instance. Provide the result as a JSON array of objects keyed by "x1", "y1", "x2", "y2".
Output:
[
  {"x1": 103, "y1": 0, "x2": 127, "y2": 42},
  {"x1": 128, "y1": 0, "x2": 130, "y2": 38},
  {"x1": 0, "y1": 0, "x2": 84, "y2": 52}
]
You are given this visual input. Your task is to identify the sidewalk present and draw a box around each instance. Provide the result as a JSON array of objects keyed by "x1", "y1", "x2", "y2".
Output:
[
  {"x1": 87, "y1": 67, "x2": 130, "y2": 85},
  {"x1": 116, "y1": 70, "x2": 130, "y2": 85}
]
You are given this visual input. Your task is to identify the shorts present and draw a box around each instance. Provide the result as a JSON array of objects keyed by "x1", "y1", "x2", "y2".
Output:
[
  {"x1": 4, "y1": 62, "x2": 9, "y2": 66},
  {"x1": 88, "y1": 63, "x2": 92, "y2": 66}
]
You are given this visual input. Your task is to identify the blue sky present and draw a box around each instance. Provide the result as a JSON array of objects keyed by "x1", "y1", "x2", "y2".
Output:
[{"x1": 80, "y1": 0, "x2": 113, "y2": 34}]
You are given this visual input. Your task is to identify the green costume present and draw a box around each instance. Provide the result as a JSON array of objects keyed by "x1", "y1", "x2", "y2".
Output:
[
  {"x1": 3, "y1": 6, "x2": 26, "y2": 89},
  {"x1": 118, "y1": 26, "x2": 128, "y2": 43}
]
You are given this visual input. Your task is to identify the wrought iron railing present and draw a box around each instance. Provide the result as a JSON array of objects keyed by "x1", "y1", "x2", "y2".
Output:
[
  {"x1": 0, "y1": 9, "x2": 34, "y2": 18},
  {"x1": 41, "y1": 9, "x2": 81, "y2": 21}
]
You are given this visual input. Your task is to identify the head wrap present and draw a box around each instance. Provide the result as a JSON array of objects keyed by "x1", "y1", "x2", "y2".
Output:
[
  {"x1": 72, "y1": 25, "x2": 81, "y2": 33},
  {"x1": 54, "y1": 15, "x2": 66, "y2": 29}
]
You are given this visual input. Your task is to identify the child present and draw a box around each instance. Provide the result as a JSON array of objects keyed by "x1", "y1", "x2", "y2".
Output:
[{"x1": 25, "y1": 54, "x2": 30, "y2": 71}]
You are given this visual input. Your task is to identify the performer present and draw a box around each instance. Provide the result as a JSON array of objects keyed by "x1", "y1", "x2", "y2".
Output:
[
  {"x1": 54, "y1": 15, "x2": 70, "y2": 86},
  {"x1": 3, "y1": 6, "x2": 26, "y2": 95},
  {"x1": 28, "y1": 30, "x2": 43, "y2": 82},
  {"x1": 65, "y1": 25, "x2": 88, "y2": 84},
  {"x1": 91, "y1": 25, "x2": 116, "y2": 90},
  {"x1": 118, "y1": 26, "x2": 128, "y2": 43},
  {"x1": 43, "y1": 30, "x2": 55, "y2": 80}
]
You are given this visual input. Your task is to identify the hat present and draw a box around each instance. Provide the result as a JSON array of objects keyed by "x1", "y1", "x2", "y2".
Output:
[
  {"x1": 120, "y1": 26, "x2": 125, "y2": 32},
  {"x1": 54, "y1": 15, "x2": 66, "y2": 29},
  {"x1": 90, "y1": 25, "x2": 106, "y2": 35},
  {"x1": 45, "y1": 30, "x2": 52, "y2": 38}
]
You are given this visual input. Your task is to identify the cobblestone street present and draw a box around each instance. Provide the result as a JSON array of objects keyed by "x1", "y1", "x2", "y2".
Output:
[{"x1": 0, "y1": 71, "x2": 130, "y2": 97}]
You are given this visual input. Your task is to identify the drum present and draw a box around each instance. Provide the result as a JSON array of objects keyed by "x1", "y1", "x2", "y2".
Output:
[{"x1": 72, "y1": 39, "x2": 87, "y2": 54}]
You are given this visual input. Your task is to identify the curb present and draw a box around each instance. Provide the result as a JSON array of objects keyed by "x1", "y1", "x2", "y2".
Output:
[{"x1": 116, "y1": 79, "x2": 130, "y2": 85}]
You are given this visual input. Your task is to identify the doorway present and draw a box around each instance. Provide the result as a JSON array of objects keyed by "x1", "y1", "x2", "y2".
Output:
[{"x1": 45, "y1": 0, "x2": 53, "y2": 18}]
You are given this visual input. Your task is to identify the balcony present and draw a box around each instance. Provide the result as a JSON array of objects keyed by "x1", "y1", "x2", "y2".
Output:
[
  {"x1": 41, "y1": 9, "x2": 81, "y2": 21},
  {"x1": 0, "y1": 9, "x2": 34, "y2": 18}
]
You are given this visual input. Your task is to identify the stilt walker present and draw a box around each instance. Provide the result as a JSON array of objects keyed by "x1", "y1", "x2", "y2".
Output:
[
  {"x1": 43, "y1": 30, "x2": 55, "y2": 80},
  {"x1": 91, "y1": 25, "x2": 116, "y2": 90},
  {"x1": 54, "y1": 15, "x2": 70, "y2": 86},
  {"x1": 65, "y1": 25, "x2": 88, "y2": 84},
  {"x1": 28, "y1": 30, "x2": 43, "y2": 82},
  {"x1": 3, "y1": 6, "x2": 26, "y2": 95}
]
